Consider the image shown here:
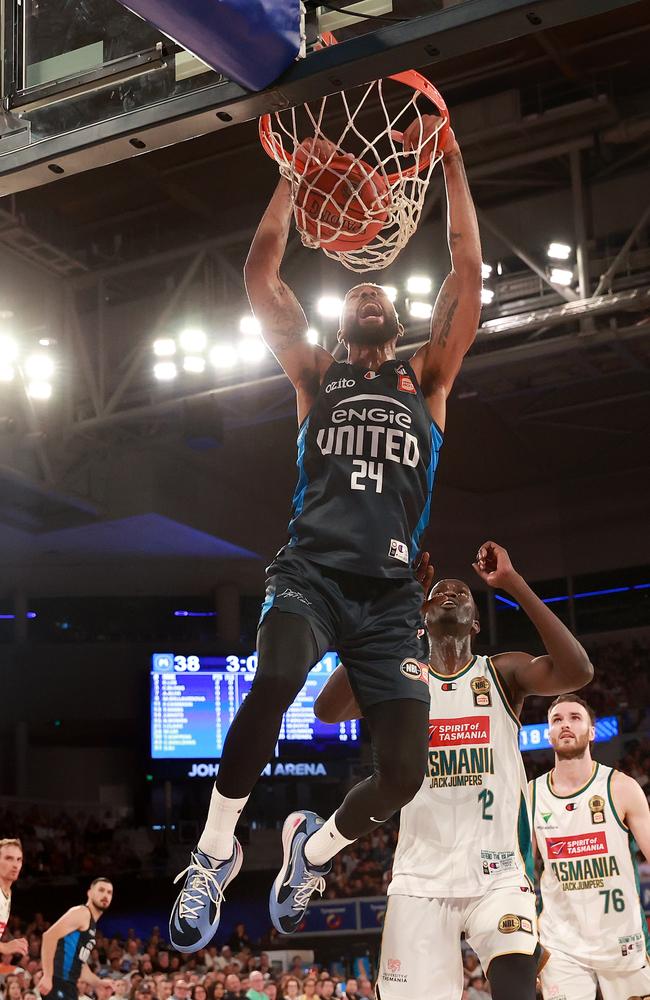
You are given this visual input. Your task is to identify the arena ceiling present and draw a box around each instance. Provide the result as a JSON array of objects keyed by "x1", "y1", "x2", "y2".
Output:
[{"x1": 0, "y1": 0, "x2": 649, "y2": 594}]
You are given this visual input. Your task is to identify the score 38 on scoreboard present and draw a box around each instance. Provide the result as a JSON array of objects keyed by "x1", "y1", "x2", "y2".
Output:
[{"x1": 150, "y1": 651, "x2": 360, "y2": 760}]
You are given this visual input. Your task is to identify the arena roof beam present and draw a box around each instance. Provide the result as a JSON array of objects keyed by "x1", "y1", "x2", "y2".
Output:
[{"x1": 0, "y1": 0, "x2": 641, "y2": 195}]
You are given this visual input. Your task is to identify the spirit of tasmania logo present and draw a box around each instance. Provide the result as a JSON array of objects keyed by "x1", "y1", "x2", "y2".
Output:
[
  {"x1": 545, "y1": 832, "x2": 608, "y2": 859},
  {"x1": 428, "y1": 716, "x2": 490, "y2": 748}
]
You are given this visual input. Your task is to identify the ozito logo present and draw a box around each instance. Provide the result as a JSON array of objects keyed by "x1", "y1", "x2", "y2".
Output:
[{"x1": 325, "y1": 378, "x2": 355, "y2": 393}]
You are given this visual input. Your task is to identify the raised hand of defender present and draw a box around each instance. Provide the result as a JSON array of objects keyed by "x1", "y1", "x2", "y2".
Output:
[
  {"x1": 472, "y1": 541, "x2": 518, "y2": 591},
  {"x1": 414, "y1": 550, "x2": 435, "y2": 605}
]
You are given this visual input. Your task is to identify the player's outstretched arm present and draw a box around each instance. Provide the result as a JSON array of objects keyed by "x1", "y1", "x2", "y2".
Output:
[
  {"x1": 39, "y1": 906, "x2": 89, "y2": 995},
  {"x1": 409, "y1": 128, "x2": 482, "y2": 430},
  {"x1": 0, "y1": 936, "x2": 28, "y2": 957},
  {"x1": 612, "y1": 771, "x2": 650, "y2": 861},
  {"x1": 473, "y1": 541, "x2": 594, "y2": 699},
  {"x1": 244, "y1": 174, "x2": 334, "y2": 424}
]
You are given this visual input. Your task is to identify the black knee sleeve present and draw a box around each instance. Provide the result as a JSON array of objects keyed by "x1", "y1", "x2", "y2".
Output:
[{"x1": 488, "y1": 952, "x2": 537, "y2": 1000}]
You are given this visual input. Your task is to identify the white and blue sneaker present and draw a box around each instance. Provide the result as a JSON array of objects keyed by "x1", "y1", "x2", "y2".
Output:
[
  {"x1": 270, "y1": 811, "x2": 331, "y2": 934},
  {"x1": 169, "y1": 840, "x2": 243, "y2": 952}
]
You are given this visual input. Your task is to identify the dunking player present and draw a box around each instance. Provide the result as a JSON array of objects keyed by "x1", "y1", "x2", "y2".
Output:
[
  {"x1": 39, "y1": 878, "x2": 113, "y2": 1000},
  {"x1": 533, "y1": 694, "x2": 650, "y2": 1000},
  {"x1": 169, "y1": 125, "x2": 483, "y2": 949},
  {"x1": 315, "y1": 542, "x2": 594, "y2": 1000},
  {"x1": 0, "y1": 840, "x2": 28, "y2": 963}
]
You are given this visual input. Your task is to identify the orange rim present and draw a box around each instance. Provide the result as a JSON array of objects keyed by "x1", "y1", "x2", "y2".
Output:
[{"x1": 259, "y1": 31, "x2": 450, "y2": 183}]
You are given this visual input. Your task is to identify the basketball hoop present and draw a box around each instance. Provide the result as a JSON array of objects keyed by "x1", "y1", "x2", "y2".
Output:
[{"x1": 259, "y1": 32, "x2": 450, "y2": 272}]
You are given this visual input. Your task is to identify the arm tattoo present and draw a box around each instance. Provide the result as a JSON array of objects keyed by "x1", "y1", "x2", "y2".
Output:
[
  {"x1": 274, "y1": 328, "x2": 307, "y2": 351},
  {"x1": 433, "y1": 295, "x2": 458, "y2": 348},
  {"x1": 449, "y1": 231, "x2": 463, "y2": 248}
]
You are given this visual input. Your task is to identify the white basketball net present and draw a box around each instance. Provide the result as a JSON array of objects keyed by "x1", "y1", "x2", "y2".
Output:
[{"x1": 262, "y1": 77, "x2": 447, "y2": 272}]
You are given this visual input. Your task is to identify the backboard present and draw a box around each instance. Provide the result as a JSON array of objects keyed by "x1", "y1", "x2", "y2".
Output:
[{"x1": 0, "y1": 0, "x2": 644, "y2": 195}]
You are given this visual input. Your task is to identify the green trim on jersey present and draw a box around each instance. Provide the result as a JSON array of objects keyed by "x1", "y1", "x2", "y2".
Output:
[
  {"x1": 517, "y1": 790, "x2": 536, "y2": 891},
  {"x1": 546, "y1": 762, "x2": 599, "y2": 799},
  {"x1": 607, "y1": 768, "x2": 629, "y2": 832},
  {"x1": 629, "y1": 831, "x2": 650, "y2": 955},
  {"x1": 428, "y1": 654, "x2": 477, "y2": 682},
  {"x1": 486, "y1": 657, "x2": 521, "y2": 729}
]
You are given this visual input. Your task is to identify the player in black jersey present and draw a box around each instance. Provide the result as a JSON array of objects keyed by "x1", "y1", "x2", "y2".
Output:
[
  {"x1": 170, "y1": 125, "x2": 482, "y2": 949},
  {"x1": 39, "y1": 878, "x2": 113, "y2": 1000}
]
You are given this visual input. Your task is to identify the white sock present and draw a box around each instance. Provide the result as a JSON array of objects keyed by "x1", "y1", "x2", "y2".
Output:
[
  {"x1": 304, "y1": 813, "x2": 355, "y2": 868},
  {"x1": 198, "y1": 786, "x2": 249, "y2": 860}
]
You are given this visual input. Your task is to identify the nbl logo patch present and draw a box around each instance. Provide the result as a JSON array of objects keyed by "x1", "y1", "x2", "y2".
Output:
[
  {"x1": 497, "y1": 914, "x2": 533, "y2": 935},
  {"x1": 471, "y1": 676, "x2": 492, "y2": 707},
  {"x1": 400, "y1": 658, "x2": 428, "y2": 683},
  {"x1": 589, "y1": 794, "x2": 606, "y2": 824}
]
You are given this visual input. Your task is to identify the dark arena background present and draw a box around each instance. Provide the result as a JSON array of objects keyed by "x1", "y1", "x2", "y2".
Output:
[{"x1": 1, "y1": 1, "x2": 649, "y2": 998}]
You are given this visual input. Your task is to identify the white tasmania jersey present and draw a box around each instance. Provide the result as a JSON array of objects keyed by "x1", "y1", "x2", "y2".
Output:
[
  {"x1": 389, "y1": 654, "x2": 534, "y2": 898},
  {"x1": 0, "y1": 887, "x2": 10, "y2": 938},
  {"x1": 534, "y1": 763, "x2": 650, "y2": 972}
]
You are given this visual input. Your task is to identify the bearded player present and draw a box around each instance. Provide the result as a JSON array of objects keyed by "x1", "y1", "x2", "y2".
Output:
[
  {"x1": 316, "y1": 542, "x2": 594, "y2": 1000},
  {"x1": 39, "y1": 878, "x2": 113, "y2": 1000},
  {"x1": 0, "y1": 840, "x2": 28, "y2": 964},
  {"x1": 170, "y1": 125, "x2": 483, "y2": 950},
  {"x1": 533, "y1": 694, "x2": 650, "y2": 1000}
]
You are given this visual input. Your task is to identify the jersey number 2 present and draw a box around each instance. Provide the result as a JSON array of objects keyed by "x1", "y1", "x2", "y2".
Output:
[
  {"x1": 478, "y1": 789, "x2": 494, "y2": 821},
  {"x1": 351, "y1": 460, "x2": 384, "y2": 493}
]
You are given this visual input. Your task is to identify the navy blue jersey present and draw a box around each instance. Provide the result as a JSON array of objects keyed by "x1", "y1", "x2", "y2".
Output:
[
  {"x1": 285, "y1": 359, "x2": 443, "y2": 578},
  {"x1": 53, "y1": 908, "x2": 96, "y2": 984}
]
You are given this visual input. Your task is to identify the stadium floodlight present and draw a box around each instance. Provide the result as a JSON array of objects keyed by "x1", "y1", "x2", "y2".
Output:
[
  {"x1": 547, "y1": 241, "x2": 572, "y2": 261},
  {"x1": 153, "y1": 338, "x2": 176, "y2": 357},
  {"x1": 317, "y1": 295, "x2": 343, "y2": 318},
  {"x1": 380, "y1": 285, "x2": 398, "y2": 302},
  {"x1": 183, "y1": 355, "x2": 206, "y2": 374},
  {"x1": 306, "y1": 328, "x2": 319, "y2": 345},
  {"x1": 238, "y1": 338, "x2": 266, "y2": 363},
  {"x1": 239, "y1": 315, "x2": 262, "y2": 336},
  {"x1": 25, "y1": 353, "x2": 55, "y2": 380},
  {"x1": 179, "y1": 327, "x2": 207, "y2": 353},
  {"x1": 153, "y1": 361, "x2": 177, "y2": 381},
  {"x1": 209, "y1": 344, "x2": 238, "y2": 369},
  {"x1": 0, "y1": 364, "x2": 15, "y2": 382},
  {"x1": 408, "y1": 300, "x2": 433, "y2": 320},
  {"x1": 27, "y1": 380, "x2": 52, "y2": 400},
  {"x1": 550, "y1": 267, "x2": 574, "y2": 287},
  {"x1": 481, "y1": 263, "x2": 493, "y2": 279},
  {"x1": 39, "y1": 338, "x2": 54, "y2": 347},
  {"x1": 0, "y1": 335, "x2": 18, "y2": 363},
  {"x1": 481, "y1": 288, "x2": 495, "y2": 305},
  {"x1": 406, "y1": 275, "x2": 432, "y2": 295}
]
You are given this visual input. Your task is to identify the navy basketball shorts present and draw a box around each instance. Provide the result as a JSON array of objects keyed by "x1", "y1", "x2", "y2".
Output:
[
  {"x1": 52, "y1": 980, "x2": 78, "y2": 1000},
  {"x1": 260, "y1": 547, "x2": 430, "y2": 712}
]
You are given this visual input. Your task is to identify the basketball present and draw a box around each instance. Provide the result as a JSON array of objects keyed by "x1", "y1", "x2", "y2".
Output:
[{"x1": 294, "y1": 155, "x2": 390, "y2": 252}]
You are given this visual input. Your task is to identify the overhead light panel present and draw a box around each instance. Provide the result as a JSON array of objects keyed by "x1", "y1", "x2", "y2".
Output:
[
  {"x1": 153, "y1": 361, "x2": 177, "y2": 381},
  {"x1": 550, "y1": 267, "x2": 574, "y2": 287},
  {"x1": 27, "y1": 380, "x2": 52, "y2": 400},
  {"x1": 380, "y1": 285, "x2": 398, "y2": 303},
  {"x1": 406, "y1": 276, "x2": 432, "y2": 295},
  {"x1": 210, "y1": 344, "x2": 238, "y2": 369},
  {"x1": 0, "y1": 335, "x2": 18, "y2": 363},
  {"x1": 0, "y1": 364, "x2": 15, "y2": 383},
  {"x1": 179, "y1": 327, "x2": 207, "y2": 353},
  {"x1": 238, "y1": 338, "x2": 266, "y2": 363},
  {"x1": 153, "y1": 338, "x2": 176, "y2": 357},
  {"x1": 481, "y1": 263, "x2": 493, "y2": 279},
  {"x1": 547, "y1": 242, "x2": 572, "y2": 261},
  {"x1": 306, "y1": 328, "x2": 319, "y2": 345},
  {"x1": 239, "y1": 315, "x2": 262, "y2": 336},
  {"x1": 25, "y1": 353, "x2": 55, "y2": 380},
  {"x1": 481, "y1": 288, "x2": 495, "y2": 305},
  {"x1": 317, "y1": 296, "x2": 343, "y2": 318},
  {"x1": 408, "y1": 300, "x2": 433, "y2": 320},
  {"x1": 183, "y1": 355, "x2": 206, "y2": 374}
]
